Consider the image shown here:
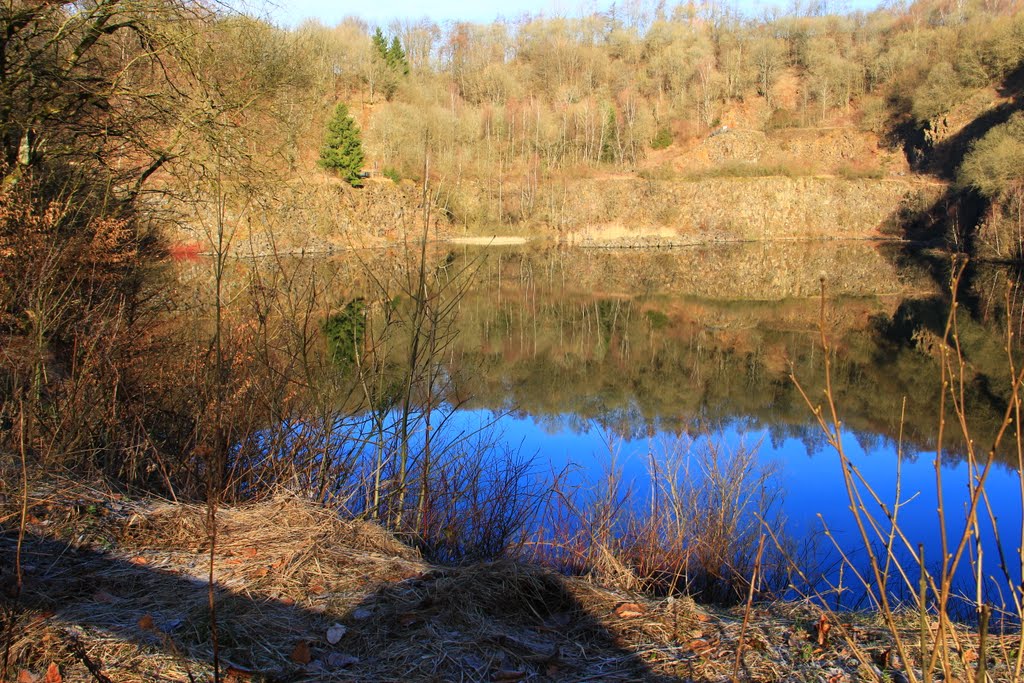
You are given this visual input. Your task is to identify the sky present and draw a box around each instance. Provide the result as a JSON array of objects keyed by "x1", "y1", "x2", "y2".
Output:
[{"x1": 246, "y1": 0, "x2": 883, "y2": 28}]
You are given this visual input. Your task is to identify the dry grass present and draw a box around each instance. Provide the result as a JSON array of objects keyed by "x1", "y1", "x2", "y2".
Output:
[{"x1": 0, "y1": 481, "x2": 1003, "y2": 682}]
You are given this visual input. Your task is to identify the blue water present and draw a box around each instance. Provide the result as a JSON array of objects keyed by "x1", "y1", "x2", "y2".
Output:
[{"x1": 442, "y1": 407, "x2": 1024, "y2": 608}]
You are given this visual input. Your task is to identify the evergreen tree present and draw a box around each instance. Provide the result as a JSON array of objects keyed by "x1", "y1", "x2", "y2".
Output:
[
  {"x1": 318, "y1": 103, "x2": 365, "y2": 187},
  {"x1": 372, "y1": 28, "x2": 389, "y2": 62},
  {"x1": 388, "y1": 36, "x2": 409, "y2": 75}
]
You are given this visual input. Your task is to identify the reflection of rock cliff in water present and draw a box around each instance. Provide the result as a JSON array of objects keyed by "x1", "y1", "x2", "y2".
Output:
[{"x1": 461, "y1": 240, "x2": 935, "y2": 301}]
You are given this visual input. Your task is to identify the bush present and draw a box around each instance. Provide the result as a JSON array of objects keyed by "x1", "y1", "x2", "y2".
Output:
[
  {"x1": 958, "y1": 112, "x2": 1024, "y2": 198},
  {"x1": 650, "y1": 127, "x2": 673, "y2": 150},
  {"x1": 383, "y1": 166, "x2": 401, "y2": 183}
]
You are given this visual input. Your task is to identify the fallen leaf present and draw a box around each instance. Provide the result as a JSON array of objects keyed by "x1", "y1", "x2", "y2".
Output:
[
  {"x1": 614, "y1": 602, "x2": 645, "y2": 619},
  {"x1": 290, "y1": 640, "x2": 312, "y2": 665},
  {"x1": 241, "y1": 547, "x2": 258, "y2": 558},
  {"x1": 279, "y1": 596, "x2": 295, "y2": 607},
  {"x1": 129, "y1": 556, "x2": 148, "y2": 566},
  {"x1": 326, "y1": 623, "x2": 347, "y2": 645},
  {"x1": 325, "y1": 653, "x2": 358, "y2": 668},
  {"x1": 309, "y1": 583, "x2": 325, "y2": 594},
  {"x1": 18, "y1": 670, "x2": 38, "y2": 683},
  {"x1": 43, "y1": 663, "x2": 61, "y2": 683},
  {"x1": 687, "y1": 639, "x2": 711, "y2": 652},
  {"x1": 93, "y1": 591, "x2": 116, "y2": 603},
  {"x1": 815, "y1": 614, "x2": 832, "y2": 646},
  {"x1": 223, "y1": 665, "x2": 255, "y2": 683},
  {"x1": 352, "y1": 607, "x2": 372, "y2": 620},
  {"x1": 493, "y1": 670, "x2": 526, "y2": 681},
  {"x1": 963, "y1": 649, "x2": 979, "y2": 665},
  {"x1": 137, "y1": 614, "x2": 155, "y2": 631},
  {"x1": 694, "y1": 612, "x2": 711, "y2": 622},
  {"x1": 398, "y1": 612, "x2": 421, "y2": 627}
]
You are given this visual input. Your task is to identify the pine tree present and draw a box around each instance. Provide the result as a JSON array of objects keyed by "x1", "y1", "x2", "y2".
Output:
[
  {"x1": 388, "y1": 36, "x2": 409, "y2": 75},
  {"x1": 318, "y1": 103, "x2": 365, "y2": 187},
  {"x1": 372, "y1": 28, "x2": 389, "y2": 62}
]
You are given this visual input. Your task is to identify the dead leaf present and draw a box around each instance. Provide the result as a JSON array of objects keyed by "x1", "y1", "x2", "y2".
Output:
[
  {"x1": 309, "y1": 583, "x2": 325, "y2": 594},
  {"x1": 279, "y1": 596, "x2": 295, "y2": 607},
  {"x1": 398, "y1": 612, "x2": 421, "y2": 627},
  {"x1": 352, "y1": 607, "x2": 372, "y2": 620},
  {"x1": 241, "y1": 547, "x2": 258, "y2": 558},
  {"x1": 93, "y1": 590, "x2": 116, "y2": 603},
  {"x1": 326, "y1": 623, "x2": 347, "y2": 645},
  {"x1": 43, "y1": 663, "x2": 61, "y2": 683},
  {"x1": 963, "y1": 649, "x2": 979, "y2": 665},
  {"x1": 290, "y1": 640, "x2": 312, "y2": 665},
  {"x1": 129, "y1": 556, "x2": 148, "y2": 566},
  {"x1": 687, "y1": 639, "x2": 711, "y2": 653},
  {"x1": 493, "y1": 670, "x2": 526, "y2": 681},
  {"x1": 694, "y1": 612, "x2": 711, "y2": 622},
  {"x1": 614, "y1": 602, "x2": 645, "y2": 619},
  {"x1": 224, "y1": 665, "x2": 255, "y2": 683},
  {"x1": 18, "y1": 670, "x2": 38, "y2": 683},
  {"x1": 137, "y1": 614, "x2": 155, "y2": 631},
  {"x1": 815, "y1": 614, "x2": 832, "y2": 646}
]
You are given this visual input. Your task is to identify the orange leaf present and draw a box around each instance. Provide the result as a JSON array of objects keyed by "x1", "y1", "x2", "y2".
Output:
[
  {"x1": 241, "y1": 547, "x2": 258, "y2": 558},
  {"x1": 18, "y1": 671, "x2": 38, "y2": 683},
  {"x1": 290, "y1": 640, "x2": 311, "y2": 665},
  {"x1": 279, "y1": 596, "x2": 295, "y2": 607},
  {"x1": 815, "y1": 614, "x2": 831, "y2": 646},
  {"x1": 129, "y1": 556, "x2": 148, "y2": 566},
  {"x1": 224, "y1": 665, "x2": 255, "y2": 683},
  {"x1": 614, "y1": 602, "x2": 645, "y2": 619},
  {"x1": 43, "y1": 663, "x2": 61, "y2": 683},
  {"x1": 137, "y1": 614, "x2": 155, "y2": 631}
]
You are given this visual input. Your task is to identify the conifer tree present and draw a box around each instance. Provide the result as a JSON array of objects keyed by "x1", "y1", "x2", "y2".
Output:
[
  {"x1": 318, "y1": 103, "x2": 365, "y2": 187},
  {"x1": 388, "y1": 36, "x2": 409, "y2": 75},
  {"x1": 372, "y1": 28, "x2": 389, "y2": 62}
]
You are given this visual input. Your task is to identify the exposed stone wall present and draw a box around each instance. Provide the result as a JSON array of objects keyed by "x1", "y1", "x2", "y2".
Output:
[{"x1": 550, "y1": 177, "x2": 945, "y2": 244}]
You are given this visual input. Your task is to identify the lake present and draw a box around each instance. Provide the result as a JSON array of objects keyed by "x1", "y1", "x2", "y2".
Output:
[
  {"x1": 430, "y1": 240, "x2": 1024, "y2": 606},
  {"x1": 189, "y1": 238, "x2": 1024, "y2": 609}
]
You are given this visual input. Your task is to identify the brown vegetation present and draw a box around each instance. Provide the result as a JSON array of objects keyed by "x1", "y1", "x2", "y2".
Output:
[{"x1": 1, "y1": 484, "x2": 1004, "y2": 682}]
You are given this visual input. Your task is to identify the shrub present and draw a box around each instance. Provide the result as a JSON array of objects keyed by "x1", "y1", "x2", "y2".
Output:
[{"x1": 650, "y1": 127, "x2": 673, "y2": 150}]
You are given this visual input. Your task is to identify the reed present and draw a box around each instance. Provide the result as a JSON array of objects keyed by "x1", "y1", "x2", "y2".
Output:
[{"x1": 780, "y1": 258, "x2": 1024, "y2": 683}]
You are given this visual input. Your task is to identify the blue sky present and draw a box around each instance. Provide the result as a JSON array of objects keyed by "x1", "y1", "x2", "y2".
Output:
[{"x1": 249, "y1": 0, "x2": 883, "y2": 28}]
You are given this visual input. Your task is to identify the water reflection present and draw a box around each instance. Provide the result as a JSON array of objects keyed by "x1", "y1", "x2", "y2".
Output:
[{"x1": 423, "y1": 241, "x2": 1024, "y2": 600}]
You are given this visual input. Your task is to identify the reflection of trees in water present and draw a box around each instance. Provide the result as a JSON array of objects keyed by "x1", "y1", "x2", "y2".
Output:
[
  {"x1": 439, "y1": 246, "x2": 1023, "y2": 467},
  {"x1": 224, "y1": 244, "x2": 1022, "y2": 467}
]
